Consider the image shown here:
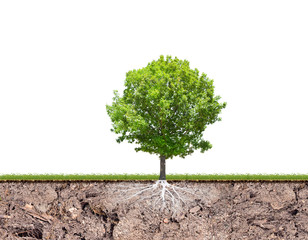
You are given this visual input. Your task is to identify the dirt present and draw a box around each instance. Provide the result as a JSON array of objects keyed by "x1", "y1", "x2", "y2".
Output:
[{"x1": 0, "y1": 181, "x2": 308, "y2": 240}]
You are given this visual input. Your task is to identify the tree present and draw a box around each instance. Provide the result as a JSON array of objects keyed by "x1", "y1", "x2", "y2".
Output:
[{"x1": 106, "y1": 55, "x2": 226, "y2": 180}]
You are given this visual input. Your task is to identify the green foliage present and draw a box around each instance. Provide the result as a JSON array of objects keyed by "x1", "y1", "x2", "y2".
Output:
[{"x1": 106, "y1": 55, "x2": 226, "y2": 159}]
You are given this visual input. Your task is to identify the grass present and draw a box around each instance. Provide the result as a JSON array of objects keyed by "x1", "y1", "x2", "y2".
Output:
[{"x1": 0, "y1": 174, "x2": 308, "y2": 181}]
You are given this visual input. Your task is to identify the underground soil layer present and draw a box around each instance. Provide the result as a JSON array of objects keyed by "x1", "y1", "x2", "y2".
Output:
[{"x1": 0, "y1": 181, "x2": 308, "y2": 239}]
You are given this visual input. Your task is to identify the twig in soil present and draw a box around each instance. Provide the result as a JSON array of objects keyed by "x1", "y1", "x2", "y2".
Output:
[{"x1": 18, "y1": 205, "x2": 54, "y2": 223}]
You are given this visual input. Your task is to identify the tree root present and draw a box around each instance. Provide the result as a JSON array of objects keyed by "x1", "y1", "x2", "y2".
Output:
[{"x1": 115, "y1": 180, "x2": 200, "y2": 217}]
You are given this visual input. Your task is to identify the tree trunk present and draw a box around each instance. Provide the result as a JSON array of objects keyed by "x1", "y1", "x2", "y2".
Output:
[{"x1": 159, "y1": 155, "x2": 166, "y2": 180}]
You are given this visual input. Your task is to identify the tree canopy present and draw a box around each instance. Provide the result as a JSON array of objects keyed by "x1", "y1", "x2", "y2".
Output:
[{"x1": 106, "y1": 55, "x2": 226, "y2": 159}]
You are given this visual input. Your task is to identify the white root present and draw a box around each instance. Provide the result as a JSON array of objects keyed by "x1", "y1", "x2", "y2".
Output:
[{"x1": 115, "y1": 180, "x2": 200, "y2": 217}]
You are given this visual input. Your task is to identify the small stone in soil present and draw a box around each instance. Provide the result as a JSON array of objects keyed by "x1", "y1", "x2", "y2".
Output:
[{"x1": 163, "y1": 218, "x2": 169, "y2": 224}]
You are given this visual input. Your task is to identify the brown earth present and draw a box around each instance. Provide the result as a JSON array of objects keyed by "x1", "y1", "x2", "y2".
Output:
[{"x1": 0, "y1": 181, "x2": 308, "y2": 239}]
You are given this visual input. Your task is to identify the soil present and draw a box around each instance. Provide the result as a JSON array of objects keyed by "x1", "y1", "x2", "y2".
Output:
[{"x1": 0, "y1": 181, "x2": 308, "y2": 239}]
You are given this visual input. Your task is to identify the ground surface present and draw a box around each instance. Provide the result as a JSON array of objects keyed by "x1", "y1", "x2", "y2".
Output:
[{"x1": 0, "y1": 181, "x2": 308, "y2": 239}]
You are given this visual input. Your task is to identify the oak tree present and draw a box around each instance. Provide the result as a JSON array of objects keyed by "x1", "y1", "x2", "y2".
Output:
[{"x1": 106, "y1": 55, "x2": 226, "y2": 180}]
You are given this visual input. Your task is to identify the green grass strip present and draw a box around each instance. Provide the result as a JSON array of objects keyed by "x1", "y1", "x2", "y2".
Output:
[{"x1": 0, "y1": 174, "x2": 308, "y2": 181}]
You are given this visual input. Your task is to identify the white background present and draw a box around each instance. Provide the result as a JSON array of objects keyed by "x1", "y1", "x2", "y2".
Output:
[{"x1": 1, "y1": 0, "x2": 307, "y2": 175}]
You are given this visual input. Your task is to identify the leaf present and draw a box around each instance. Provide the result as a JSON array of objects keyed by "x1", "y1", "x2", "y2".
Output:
[{"x1": 106, "y1": 55, "x2": 226, "y2": 159}]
